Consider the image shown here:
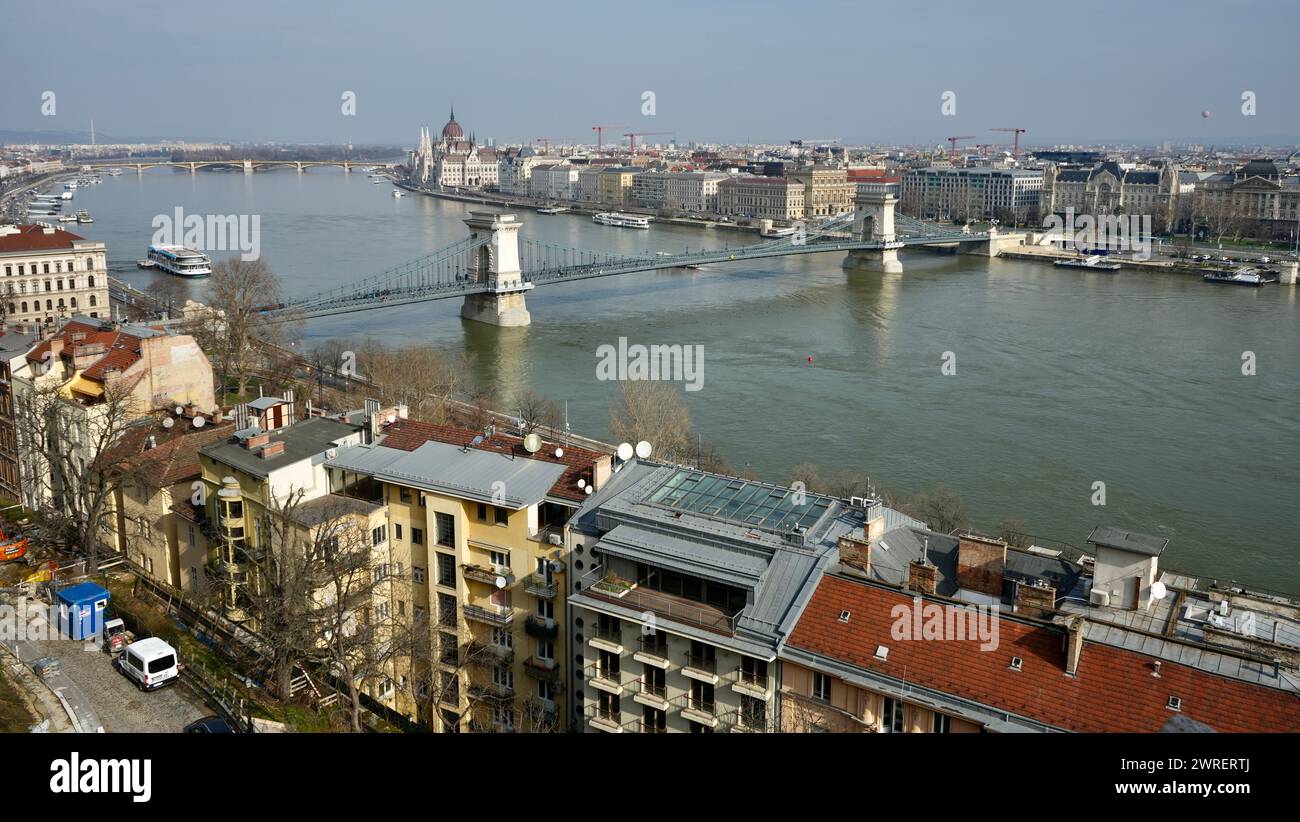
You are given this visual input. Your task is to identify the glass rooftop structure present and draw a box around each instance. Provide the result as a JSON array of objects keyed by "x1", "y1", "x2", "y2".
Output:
[{"x1": 644, "y1": 469, "x2": 835, "y2": 532}]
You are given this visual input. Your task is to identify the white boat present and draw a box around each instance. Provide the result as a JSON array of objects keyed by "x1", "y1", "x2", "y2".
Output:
[
  {"x1": 763, "y1": 226, "x2": 799, "y2": 238},
  {"x1": 75, "y1": 210, "x2": 93, "y2": 223},
  {"x1": 147, "y1": 244, "x2": 212, "y2": 278},
  {"x1": 58, "y1": 215, "x2": 77, "y2": 222},
  {"x1": 593, "y1": 212, "x2": 651, "y2": 229},
  {"x1": 537, "y1": 206, "x2": 570, "y2": 215},
  {"x1": 1203, "y1": 267, "x2": 1276, "y2": 286},
  {"x1": 391, "y1": 190, "x2": 405, "y2": 198},
  {"x1": 107, "y1": 168, "x2": 123, "y2": 176},
  {"x1": 1054, "y1": 254, "x2": 1120, "y2": 271},
  {"x1": 61, "y1": 191, "x2": 74, "y2": 200}
]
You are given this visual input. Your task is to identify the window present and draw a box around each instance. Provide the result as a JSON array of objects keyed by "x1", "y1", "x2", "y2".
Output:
[
  {"x1": 932, "y1": 713, "x2": 951, "y2": 734},
  {"x1": 740, "y1": 656, "x2": 768, "y2": 687},
  {"x1": 476, "y1": 503, "x2": 488, "y2": 522},
  {"x1": 394, "y1": 523, "x2": 403, "y2": 541},
  {"x1": 881, "y1": 698, "x2": 905, "y2": 733},
  {"x1": 642, "y1": 705, "x2": 666, "y2": 732},
  {"x1": 436, "y1": 553, "x2": 455, "y2": 587},
  {"x1": 493, "y1": 665, "x2": 513, "y2": 689},
  {"x1": 411, "y1": 527, "x2": 423, "y2": 545},
  {"x1": 536, "y1": 639, "x2": 554, "y2": 660},
  {"x1": 438, "y1": 633, "x2": 458, "y2": 665},
  {"x1": 489, "y1": 549, "x2": 509, "y2": 569},
  {"x1": 398, "y1": 487, "x2": 412, "y2": 503},
  {"x1": 412, "y1": 566, "x2": 426, "y2": 584},
  {"x1": 641, "y1": 665, "x2": 665, "y2": 698},
  {"x1": 435, "y1": 512, "x2": 454, "y2": 547},
  {"x1": 740, "y1": 695, "x2": 766, "y2": 730},
  {"x1": 494, "y1": 505, "x2": 508, "y2": 526},
  {"x1": 491, "y1": 626, "x2": 512, "y2": 649},
  {"x1": 812, "y1": 672, "x2": 832, "y2": 702},
  {"x1": 538, "y1": 681, "x2": 555, "y2": 701},
  {"x1": 536, "y1": 598, "x2": 554, "y2": 620},
  {"x1": 370, "y1": 524, "x2": 387, "y2": 546},
  {"x1": 437, "y1": 593, "x2": 457, "y2": 627},
  {"x1": 597, "y1": 690, "x2": 620, "y2": 721}
]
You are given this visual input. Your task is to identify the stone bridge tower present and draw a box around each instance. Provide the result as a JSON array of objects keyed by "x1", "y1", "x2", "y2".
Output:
[
  {"x1": 460, "y1": 211, "x2": 533, "y2": 327},
  {"x1": 843, "y1": 191, "x2": 903, "y2": 273}
]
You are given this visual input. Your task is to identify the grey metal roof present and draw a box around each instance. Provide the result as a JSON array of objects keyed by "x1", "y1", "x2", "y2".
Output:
[
  {"x1": 201, "y1": 416, "x2": 362, "y2": 479},
  {"x1": 247, "y1": 396, "x2": 284, "y2": 411},
  {"x1": 1086, "y1": 525, "x2": 1168, "y2": 556},
  {"x1": 327, "y1": 439, "x2": 566, "y2": 508},
  {"x1": 593, "y1": 524, "x2": 767, "y2": 588}
]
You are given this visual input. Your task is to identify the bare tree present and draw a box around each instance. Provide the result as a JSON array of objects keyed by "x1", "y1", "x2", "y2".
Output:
[
  {"x1": 515, "y1": 390, "x2": 562, "y2": 437},
  {"x1": 18, "y1": 374, "x2": 146, "y2": 570},
  {"x1": 194, "y1": 258, "x2": 297, "y2": 401},
  {"x1": 608, "y1": 381, "x2": 692, "y2": 464},
  {"x1": 348, "y1": 340, "x2": 469, "y2": 423}
]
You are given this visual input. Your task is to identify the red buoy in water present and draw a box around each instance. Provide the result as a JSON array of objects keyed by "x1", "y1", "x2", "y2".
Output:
[{"x1": 807, "y1": 355, "x2": 814, "y2": 364}]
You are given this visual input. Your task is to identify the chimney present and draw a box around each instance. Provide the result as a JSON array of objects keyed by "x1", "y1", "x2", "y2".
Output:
[
  {"x1": 907, "y1": 559, "x2": 937, "y2": 595},
  {"x1": 956, "y1": 533, "x2": 1007, "y2": 598},
  {"x1": 1064, "y1": 616, "x2": 1086, "y2": 676},
  {"x1": 259, "y1": 440, "x2": 285, "y2": 459},
  {"x1": 245, "y1": 433, "x2": 270, "y2": 450},
  {"x1": 1015, "y1": 580, "x2": 1058, "y2": 618},
  {"x1": 837, "y1": 534, "x2": 871, "y2": 576}
]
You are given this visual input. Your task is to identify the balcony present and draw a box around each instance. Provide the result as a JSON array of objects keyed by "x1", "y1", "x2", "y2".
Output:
[
  {"x1": 674, "y1": 693, "x2": 720, "y2": 729},
  {"x1": 462, "y1": 563, "x2": 509, "y2": 586},
  {"x1": 466, "y1": 641, "x2": 514, "y2": 666},
  {"x1": 588, "y1": 623, "x2": 624, "y2": 654},
  {"x1": 468, "y1": 680, "x2": 513, "y2": 701},
  {"x1": 579, "y1": 570, "x2": 741, "y2": 636},
  {"x1": 523, "y1": 573, "x2": 557, "y2": 599},
  {"x1": 463, "y1": 602, "x2": 514, "y2": 627},
  {"x1": 683, "y1": 653, "x2": 719, "y2": 684},
  {"x1": 631, "y1": 678, "x2": 669, "y2": 711},
  {"x1": 633, "y1": 636, "x2": 670, "y2": 669},
  {"x1": 727, "y1": 709, "x2": 774, "y2": 733},
  {"x1": 623, "y1": 715, "x2": 668, "y2": 734},
  {"x1": 524, "y1": 614, "x2": 559, "y2": 639},
  {"x1": 584, "y1": 662, "x2": 624, "y2": 695},
  {"x1": 732, "y1": 667, "x2": 772, "y2": 699},
  {"x1": 584, "y1": 703, "x2": 623, "y2": 734},
  {"x1": 523, "y1": 655, "x2": 562, "y2": 685}
]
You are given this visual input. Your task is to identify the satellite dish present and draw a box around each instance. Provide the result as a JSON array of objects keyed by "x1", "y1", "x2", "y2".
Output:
[
  {"x1": 174, "y1": 406, "x2": 184, "y2": 415},
  {"x1": 193, "y1": 417, "x2": 205, "y2": 428},
  {"x1": 585, "y1": 486, "x2": 593, "y2": 495},
  {"x1": 554, "y1": 447, "x2": 564, "y2": 458},
  {"x1": 1151, "y1": 580, "x2": 1167, "y2": 601},
  {"x1": 161, "y1": 417, "x2": 175, "y2": 429},
  {"x1": 523, "y1": 433, "x2": 542, "y2": 453},
  {"x1": 494, "y1": 575, "x2": 507, "y2": 589},
  {"x1": 616, "y1": 442, "x2": 634, "y2": 461},
  {"x1": 576, "y1": 478, "x2": 587, "y2": 489},
  {"x1": 635, "y1": 441, "x2": 652, "y2": 459}
]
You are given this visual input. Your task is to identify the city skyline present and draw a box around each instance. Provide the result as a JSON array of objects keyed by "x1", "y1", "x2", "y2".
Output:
[{"x1": 3, "y1": 0, "x2": 1299, "y2": 147}]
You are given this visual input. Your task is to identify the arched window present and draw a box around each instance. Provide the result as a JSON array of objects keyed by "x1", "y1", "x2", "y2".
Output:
[
  {"x1": 87, "y1": 275, "x2": 95, "y2": 287},
  {"x1": 57, "y1": 299, "x2": 66, "y2": 310},
  {"x1": 70, "y1": 297, "x2": 77, "y2": 309},
  {"x1": 20, "y1": 302, "x2": 27, "y2": 313},
  {"x1": 89, "y1": 295, "x2": 97, "y2": 307},
  {"x1": 45, "y1": 299, "x2": 52, "y2": 311},
  {"x1": 86, "y1": 257, "x2": 95, "y2": 271},
  {"x1": 7, "y1": 304, "x2": 14, "y2": 315}
]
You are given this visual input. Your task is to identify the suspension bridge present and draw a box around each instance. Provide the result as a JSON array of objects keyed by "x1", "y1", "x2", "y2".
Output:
[{"x1": 265, "y1": 193, "x2": 1021, "y2": 327}]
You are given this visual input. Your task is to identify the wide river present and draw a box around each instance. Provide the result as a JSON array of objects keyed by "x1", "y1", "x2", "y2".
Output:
[{"x1": 65, "y1": 168, "x2": 1300, "y2": 592}]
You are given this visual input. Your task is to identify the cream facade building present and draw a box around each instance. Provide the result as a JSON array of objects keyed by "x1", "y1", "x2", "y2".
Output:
[{"x1": 0, "y1": 224, "x2": 109, "y2": 331}]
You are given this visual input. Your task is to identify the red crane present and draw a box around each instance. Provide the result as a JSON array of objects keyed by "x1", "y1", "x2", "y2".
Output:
[
  {"x1": 991, "y1": 127, "x2": 1027, "y2": 157},
  {"x1": 946, "y1": 136, "x2": 974, "y2": 162},
  {"x1": 591, "y1": 125, "x2": 628, "y2": 152},
  {"x1": 535, "y1": 137, "x2": 576, "y2": 155},
  {"x1": 624, "y1": 131, "x2": 676, "y2": 153}
]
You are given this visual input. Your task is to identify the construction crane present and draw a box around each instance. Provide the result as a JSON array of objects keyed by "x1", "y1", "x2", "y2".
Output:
[
  {"x1": 991, "y1": 127, "x2": 1027, "y2": 157},
  {"x1": 591, "y1": 125, "x2": 628, "y2": 152},
  {"x1": 946, "y1": 136, "x2": 975, "y2": 162},
  {"x1": 975, "y1": 143, "x2": 993, "y2": 158},
  {"x1": 535, "y1": 137, "x2": 577, "y2": 155},
  {"x1": 624, "y1": 131, "x2": 676, "y2": 153}
]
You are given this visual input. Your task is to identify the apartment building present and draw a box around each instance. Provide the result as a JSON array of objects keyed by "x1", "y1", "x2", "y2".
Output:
[
  {"x1": 631, "y1": 171, "x2": 729, "y2": 213},
  {"x1": 15, "y1": 317, "x2": 216, "y2": 511},
  {"x1": 566, "y1": 462, "x2": 917, "y2": 733},
  {"x1": 900, "y1": 167, "x2": 1042, "y2": 222},
  {"x1": 788, "y1": 166, "x2": 854, "y2": 219},
  {"x1": 717, "y1": 175, "x2": 806, "y2": 221},
  {"x1": 596, "y1": 167, "x2": 640, "y2": 206},
  {"x1": 326, "y1": 418, "x2": 612, "y2": 732},
  {"x1": 101, "y1": 409, "x2": 233, "y2": 590},
  {"x1": 0, "y1": 329, "x2": 36, "y2": 502},
  {"x1": 780, "y1": 525, "x2": 1300, "y2": 733},
  {"x1": 0, "y1": 224, "x2": 109, "y2": 332},
  {"x1": 528, "y1": 164, "x2": 581, "y2": 201}
]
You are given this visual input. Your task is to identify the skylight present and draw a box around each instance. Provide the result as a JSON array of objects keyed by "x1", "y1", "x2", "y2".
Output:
[{"x1": 645, "y1": 469, "x2": 835, "y2": 532}]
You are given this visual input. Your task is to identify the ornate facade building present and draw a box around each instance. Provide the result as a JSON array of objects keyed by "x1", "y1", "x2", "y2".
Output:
[
  {"x1": 409, "y1": 108, "x2": 500, "y2": 190},
  {"x1": 1193, "y1": 159, "x2": 1300, "y2": 241},
  {"x1": 1041, "y1": 161, "x2": 1183, "y2": 230}
]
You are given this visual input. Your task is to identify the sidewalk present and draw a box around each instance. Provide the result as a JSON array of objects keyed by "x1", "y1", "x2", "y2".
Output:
[{"x1": 0, "y1": 636, "x2": 76, "y2": 732}]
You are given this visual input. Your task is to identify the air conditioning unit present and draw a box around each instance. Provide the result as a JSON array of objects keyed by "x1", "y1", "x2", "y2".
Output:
[
  {"x1": 547, "y1": 560, "x2": 563, "y2": 574},
  {"x1": 1089, "y1": 589, "x2": 1111, "y2": 606},
  {"x1": 547, "y1": 533, "x2": 563, "y2": 546}
]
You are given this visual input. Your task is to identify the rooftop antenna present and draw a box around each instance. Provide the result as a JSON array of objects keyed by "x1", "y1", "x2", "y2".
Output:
[{"x1": 563, "y1": 400, "x2": 570, "y2": 447}]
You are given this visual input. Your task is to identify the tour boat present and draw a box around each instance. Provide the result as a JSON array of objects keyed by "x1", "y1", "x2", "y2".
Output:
[
  {"x1": 147, "y1": 244, "x2": 213, "y2": 278},
  {"x1": 1055, "y1": 255, "x2": 1120, "y2": 271},
  {"x1": 537, "y1": 206, "x2": 569, "y2": 214},
  {"x1": 1203, "y1": 267, "x2": 1276, "y2": 287},
  {"x1": 593, "y1": 212, "x2": 650, "y2": 229}
]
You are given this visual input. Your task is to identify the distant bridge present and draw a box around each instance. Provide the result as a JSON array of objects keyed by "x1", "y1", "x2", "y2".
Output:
[
  {"x1": 81, "y1": 159, "x2": 399, "y2": 174},
  {"x1": 265, "y1": 193, "x2": 1017, "y2": 327}
]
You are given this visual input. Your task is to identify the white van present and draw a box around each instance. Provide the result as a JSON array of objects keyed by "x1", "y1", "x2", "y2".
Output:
[{"x1": 117, "y1": 638, "x2": 180, "y2": 691}]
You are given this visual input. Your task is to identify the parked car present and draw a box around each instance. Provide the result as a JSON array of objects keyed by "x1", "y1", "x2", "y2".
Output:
[
  {"x1": 184, "y1": 716, "x2": 234, "y2": 733},
  {"x1": 115, "y1": 637, "x2": 180, "y2": 691}
]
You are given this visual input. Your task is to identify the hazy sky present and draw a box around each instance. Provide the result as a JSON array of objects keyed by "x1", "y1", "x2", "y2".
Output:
[{"x1": 3, "y1": 0, "x2": 1298, "y2": 147}]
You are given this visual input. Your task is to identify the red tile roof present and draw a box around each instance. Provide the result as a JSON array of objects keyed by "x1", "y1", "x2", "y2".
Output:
[
  {"x1": 380, "y1": 418, "x2": 609, "y2": 502},
  {"x1": 787, "y1": 575, "x2": 1300, "y2": 733},
  {"x1": 25, "y1": 321, "x2": 143, "y2": 382},
  {"x1": 100, "y1": 418, "x2": 234, "y2": 483},
  {"x1": 0, "y1": 224, "x2": 86, "y2": 252}
]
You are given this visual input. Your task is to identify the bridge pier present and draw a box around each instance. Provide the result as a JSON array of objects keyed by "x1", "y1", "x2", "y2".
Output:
[
  {"x1": 460, "y1": 211, "x2": 533, "y2": 327},
  {"x1": 243, "y1": 159, "x2": 254, "y2": 175},
  {"x1": 189, "y1": 162, "x2": 197, "y2": 174},
  {"x1": 843, "y1": 191, "x2": 903, "y2": 274},
  {"x1": 296, "y1": 162, "x2": 303, "y2": 174}
]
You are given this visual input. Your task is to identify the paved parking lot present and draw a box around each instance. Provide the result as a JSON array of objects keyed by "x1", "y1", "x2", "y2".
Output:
[{"x1": 23, "y1": 638, "x2": 210, "y2": 733}]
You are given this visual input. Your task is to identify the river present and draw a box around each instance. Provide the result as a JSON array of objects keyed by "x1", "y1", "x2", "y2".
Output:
[{"x1": 61, "y1": 167, "x2": 1300, "y2": 592}]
